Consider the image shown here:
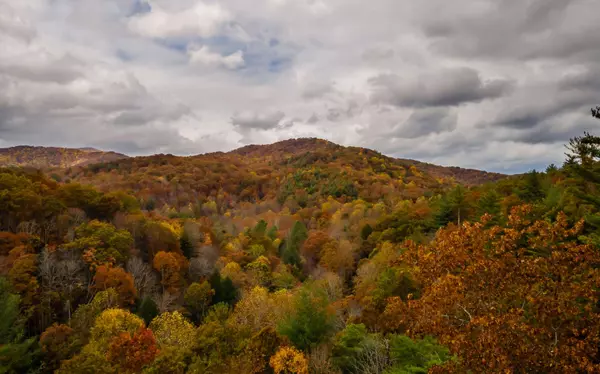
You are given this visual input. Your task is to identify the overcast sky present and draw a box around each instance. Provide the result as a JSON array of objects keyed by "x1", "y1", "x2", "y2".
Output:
[{"x1": 1, "y1": 0, "x2": 599, "y2": 173}]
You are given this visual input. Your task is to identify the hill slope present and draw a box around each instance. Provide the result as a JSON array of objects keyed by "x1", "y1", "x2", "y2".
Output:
[
  {"x1": 58, "y1": 138, "x2": 506, "y2": 211},
  {"x1": 0, "y1": 145, "x2": 128, "y2": 169},
  {"x1": 228, "y1": 138, "x2": 507, "y2": 186}
]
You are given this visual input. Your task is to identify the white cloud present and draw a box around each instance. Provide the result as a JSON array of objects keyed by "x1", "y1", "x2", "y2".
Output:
[
  {"x1": 188, "y1": 45, "x2": 244, "y2": 69},
  {"x1": 128, "y1": 1, "x2": 232, "y2": 39}
]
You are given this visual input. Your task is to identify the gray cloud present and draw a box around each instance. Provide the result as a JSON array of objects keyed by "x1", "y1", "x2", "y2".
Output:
[
  {"x1": 369, "y1": 68, "x2": 513, "y2": 108},
  {"x1": 0, "y1": 0, "x2": 598, "y2": 172},
  {"x1": 399, "y1": 108, "x2": 458, "y2": 139},
  {"x1": 231, "y1": 111, "x2": 286, "y2": 130},
  {"x1": 423, "y1": 0, "x2": 599, "y2": 61},
  {"x1": 301, "y1": 81, "x2": 335, "y2": 100}
]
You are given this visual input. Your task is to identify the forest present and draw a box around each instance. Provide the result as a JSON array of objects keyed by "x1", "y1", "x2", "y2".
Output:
[{"x1": 0, "y1": 108, "x2": 599, "y2": 374}]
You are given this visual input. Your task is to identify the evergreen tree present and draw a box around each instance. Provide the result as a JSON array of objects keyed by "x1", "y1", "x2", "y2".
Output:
[
  {"x1": 565, "y1": 127, "x2": 600, "y2": 246},
  {"x1": 518, "y1": 170, "x2": 545, "y2": 202},
  {"x1": 477, "y1": 189, "x2": 501, "y2": 225},
  {"x1": 180, "y1": 229, "x2": 194, "y2": 259},
  {"x1": 281, "y1": 221, "x2": 307, "y2": 267},
  {"x1": 277, "y1": 285, "x2": 334, "y2": 351},
  {"x1": 136, "y1": 296, "x2": 159, "y2": 325},
  {"x1": 209, "y1": 272, "x2": 238, "y2": 306},
  {"x1": 435, "y1": 185, "x2": 472, "y2": 227}
]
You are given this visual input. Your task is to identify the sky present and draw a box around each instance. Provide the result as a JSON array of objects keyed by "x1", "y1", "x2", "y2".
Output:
[{"x1": 0, "y1": 0, "x2": 599, "y2": 173}]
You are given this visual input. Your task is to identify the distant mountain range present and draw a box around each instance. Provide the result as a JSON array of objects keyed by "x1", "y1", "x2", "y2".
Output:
[
  {"x1": 0, "y1": 145, "x2": 128, "y2": 169},
  {"x1": 0, "y1": 139, "x2": 506, "y2": 187}
]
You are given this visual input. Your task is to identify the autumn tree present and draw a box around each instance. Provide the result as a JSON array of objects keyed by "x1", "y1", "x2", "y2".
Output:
[
  {"x1": 89, "y1": 308, "x2": 145, "y2": 350},
  {"x1": 184, "y1": 281, "x2": 214, "y2": 323},
  {"x1": 65, "y1": 220, "x2": 133, "y2": 270},
  {"x1": 40, "y1": 324, "x2": 80, "y2": 372},
  {"x1": 270, "y1": 346, "x2": 309, "y2": 374},
  {"x1": 153, "y1": 251, "x2": 188, "y2": 293},
  {"x1": 106, "y1": 327, "x2": 159, "y2": 373},
  {"x1": 149, "y1": 311, "x2": 196, "y2": 351},
  {"x1": 92, "y1": 266, "x2": 137, "y2": 306},
  {"x1": 384, "y1": 207, "x2": 600, "y2": 372}
]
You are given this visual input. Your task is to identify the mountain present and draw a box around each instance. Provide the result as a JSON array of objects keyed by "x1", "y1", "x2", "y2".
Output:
[
  {"x1": 57, "y1": 138, "x2": 507, "y2": 210},
  {"x1": 229, "y1": 138, "x2": 506, "y2": 186},
  {"x1": 0, "y1": 145, "x2": 129, "y2": 169}
]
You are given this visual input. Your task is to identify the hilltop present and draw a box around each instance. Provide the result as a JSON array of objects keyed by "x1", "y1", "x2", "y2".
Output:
[
  {"x1": 0, "y1": 145, "x2": 128, "y2": 169},
  {"x1": 54, "y1": 138, "x2": 507, "y2": 211}
]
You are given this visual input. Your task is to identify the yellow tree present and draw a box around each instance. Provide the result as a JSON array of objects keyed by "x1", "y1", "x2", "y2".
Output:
[{"x1": 269, "y1": 346, "x2": 309, "y2": 374}]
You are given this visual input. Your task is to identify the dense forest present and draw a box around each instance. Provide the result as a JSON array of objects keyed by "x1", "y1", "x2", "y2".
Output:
[{"x1": 0, "y1": 108, "x2": 599, "y2": 373}]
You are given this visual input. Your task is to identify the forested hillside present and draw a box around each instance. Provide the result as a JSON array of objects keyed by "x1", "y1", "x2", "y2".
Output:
[
  {"x1": 0, "y1": 146, "x2": 128, "y2": 169},
  {"x1": 1, "y1": 109, "x2": 599, "y2": 373}
]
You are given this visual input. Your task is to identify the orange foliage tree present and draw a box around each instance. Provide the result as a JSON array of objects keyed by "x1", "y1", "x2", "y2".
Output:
[
  {"x1": 106, "y1": 327, "x2": 159, "y2": 373},
  {"x1": 153, "y1": 251, "x2": 188, "y2": 293},
  {"x1": 92, "y1": 266, "x2": 137, "y2": 306},
  {"x1": 383, "y1": 206, "x2": 600, "y2": 373}
]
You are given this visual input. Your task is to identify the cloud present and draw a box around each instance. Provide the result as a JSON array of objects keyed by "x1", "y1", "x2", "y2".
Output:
[
  {"x1": 128, "y1": 1, "x2": 232, "y2": 39},
  {"x1": 369, "y1": 68, "x2": 513, "y2": 107},
  {"x1": 188, "y1": 45, "x2": 244, "y2": 69},
  {"x1": 231, "y1": 111, "x2": 286, "y2": 130},
  {"x1": 399, "y1": 108, "x2": 457, "y2": 138},
  {"x1": 0, "y1": 0, "x2": 598, "y2": 172},
  {"x1": 422, "y1": 0, "x2": 599, "y2": 61},
  {"x1": 301, "y1": 81, "x2": 335, "y2": 100}
]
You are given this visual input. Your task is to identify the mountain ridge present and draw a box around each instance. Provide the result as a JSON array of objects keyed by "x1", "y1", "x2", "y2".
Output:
[
  {"x1": 0, "y1": 138, "x2": 506, "y2": 186},
  {"x1": 0, "y1": 145, "x2": 129, "y2": 169}
]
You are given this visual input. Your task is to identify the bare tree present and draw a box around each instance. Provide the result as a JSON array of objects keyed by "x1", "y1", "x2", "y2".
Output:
[
  {"x1": 309, "y1": 345, "x2": 341, "y2": 374},
  {"x1": 153, "y1": 291, "x2": 178, "y2": 313},
  {"x1": 39, "y1": 248, "x2": 85, "y2": 324},
  {"x1": 126, "y1": 256, "x2": 158, "y2": 298},
  {"x1": 351, "y1": 337, "x2": 391, "y2": 374},
  {"x1": 17, "y1": 220, "x2": 40, "y2": 236}
]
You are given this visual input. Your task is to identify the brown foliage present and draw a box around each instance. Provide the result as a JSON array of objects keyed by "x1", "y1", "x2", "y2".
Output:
[
  {"x1": 92, "y1": 265, "x2": 137, "y2": 306},
  {"x1": 384, "y1": 207, "x2": 600, "y2": 373}
]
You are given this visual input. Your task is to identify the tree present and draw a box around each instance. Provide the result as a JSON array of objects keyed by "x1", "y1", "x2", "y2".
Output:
[
  {"x1": 282, "y1": 221, "x2": 307, "y2": 267},
  {"x1": 7, "y1": 245, "x2": 38, "y2": 307},
  {"x1": 383, "y1": 207, "x2": 600, "y2": 372},
  {"x1": 40, "y1": 324, "x2": 80, "y2": 372},
  {"x1": 476, "y1": 189, "x2": 501, "y2": 225},
  {"x1": 184, "y1": 281, "x2": 214, "y2": 323},
  {"x1": 435, "y1": 185, "x2": 472, "y2": 227},
  {"x1": 92, "y1": 266, "x2": 137, "y2": 306},
  {"x1": 65, "y1": 220, "x2": 133, "y2": 270},
  {"x1": 518, "y1": 170, "x2": 545, "y2": 202},
  {"x1": 241, "y1": 327, "x2": 280, "y2": 374},
  {"x1": 89, "y1": 308, "x2": 145, "y2": 350},
  {"x1": 127, "y1": 257, "x2": 158, "y2": 298},
  {"x1": 277, "y1": 286, "x2": 334, "y2": 351},
  {"x1": 136, "y1": 296, "x2": 159, "y2": 325},
  {"x1": 360, "y1": 224, "x2": 373, "y2": 241},
  {"x1": 71, "y1": 289, "x2": 119, "y2": 343},
  {"x1": 386, "y1": 335, "x2": 452, "y2": 373},
  {"x1": 564, "y1": 127, "x2": 600, "y2": 245},
  {"x1": 153, "y1": 251, "x2": 187, "y2": 293},
  {"x1": 107, "y1": 327, "x2": 159, "y2": 373},
  {"x1": 148, "y1": 311, "x2": 195, "y2": 351},
  {"x1": 300, "y1": 230, "x2": 331, "y2": 271},
  {"x1": 331, "y1": 323, "x2": 372, "y2": 373},
  {"x1": 0, "y1": 278, "x2": 40, "y2": 373},
  {"x1": 319, "y1": 239, "x2": 355, "y2": 279},
  {"x1": 269, "y1": 346, "x2": 309, "y2": 374},
  {"x1": 209, "y1": 272, "x2": 238, "y2": 306}
]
